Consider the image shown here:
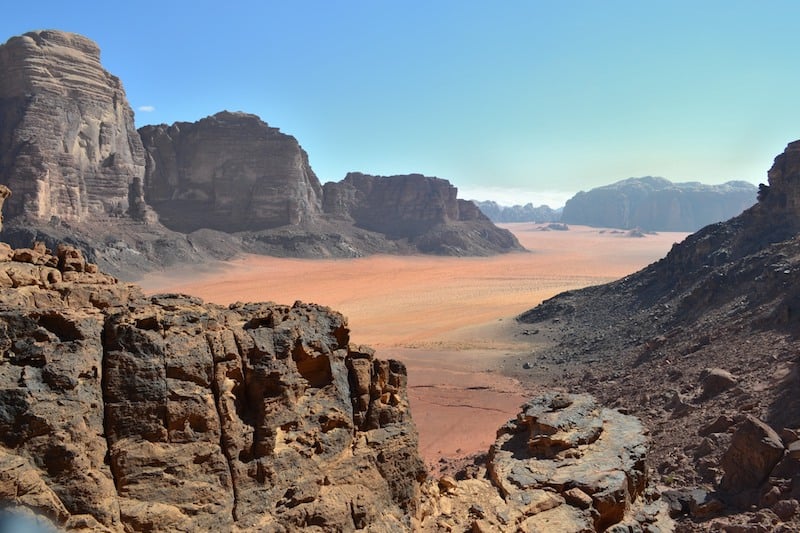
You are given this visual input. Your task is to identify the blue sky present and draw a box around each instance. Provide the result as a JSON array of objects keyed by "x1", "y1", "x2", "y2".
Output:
[{"x1": 3, "y1": 1, "x2": 799, "y2": 207}]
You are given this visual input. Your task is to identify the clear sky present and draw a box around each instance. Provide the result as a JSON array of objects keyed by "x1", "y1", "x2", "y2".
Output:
[{"x1": 3, "y1": 1, "x2": 799, "y2": 207}]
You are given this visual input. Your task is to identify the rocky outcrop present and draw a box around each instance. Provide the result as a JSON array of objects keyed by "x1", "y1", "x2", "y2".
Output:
[
  {"x1": 0, "y1": 30, "x2": 148, "y2": 222},
  {"x1": 474, "y1": 200, "x2": 561, "y2": 223},
  {"x1": 323, "y1": 173, "x2": 522, "y2": 255},
  {"x1": 416, "y1": 393, "x2": 671, "y2": 532},
  {"x1": 139, "y1": 112, "x2": 323, "y2": 233},
  {"x1": 0, "y1": 237, "x2": 426, "y2": 531},
  {"x1": 560, "y1": 176, "x2": 756, "y2": 231}
]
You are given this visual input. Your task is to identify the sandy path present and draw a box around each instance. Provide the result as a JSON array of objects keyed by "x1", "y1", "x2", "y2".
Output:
[{"x1": 139, "y1": 224, "x2": 687, "y2": 470}]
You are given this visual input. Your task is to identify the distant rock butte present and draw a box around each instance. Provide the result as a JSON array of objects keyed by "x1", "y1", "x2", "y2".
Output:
[
  {"x1": 324, "y1": 172, "x2": 522, "y2": 254},
  {"x1": 139, "y1": 111, "x2": 323, "y2": 233},
  {"x1": 0, "y1": 30, "x2": 149, "y2": 223},
  {"x1": 0, "y1": 30, "x2": 521, "y2": 272},
  {"x1": 475, "y1": 200, "x2": 561, "y2": 224},
  {"x1": 560, "y1": 176, "x2": 757, "y2": 231}
]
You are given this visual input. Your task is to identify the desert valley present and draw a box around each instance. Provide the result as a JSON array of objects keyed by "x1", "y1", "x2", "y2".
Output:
[
  {"x1": 0, "y1": 27, "x2": 798, "y2": 533},
  {"x1": 138, "y1": 224, "x2": 689, "y2": 470}
]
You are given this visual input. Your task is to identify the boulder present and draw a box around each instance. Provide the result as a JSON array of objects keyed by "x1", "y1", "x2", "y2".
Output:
[
  {"x1": 719, "y1": 415, "x2": 785, "y2": 495},
  {"x1": 700, "y1": 367, "x2": 738, "y2": 399}
]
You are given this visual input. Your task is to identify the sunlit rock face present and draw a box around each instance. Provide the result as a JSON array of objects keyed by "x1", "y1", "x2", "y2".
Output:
[
  {"x1": 139, "y1": 111, "x2": 324, "y2": 233},
  {"x1": 0, "y1": 30, "x2": 148, "y2": 222},
  {"x1": 0, "y1": 240, "x2": 426, "y2": 531}
]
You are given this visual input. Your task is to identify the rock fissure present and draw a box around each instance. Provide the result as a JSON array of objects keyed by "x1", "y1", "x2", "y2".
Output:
[{"x1": 205, "y1": 333, "x2": 240, "y2": 523}]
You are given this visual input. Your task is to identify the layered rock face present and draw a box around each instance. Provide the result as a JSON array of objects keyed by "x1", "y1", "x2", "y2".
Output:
[
  {"x1": 139, "y1": 112, "x2": 323, "y2": 233},
  {"x1": 560, "y1": 176, "x2": 756, "y2": 231},
  {"x1": 0, "y1": 30, "x2": 147, "y2": 222},
  {"x1": 0, "y1": 239, "x2": 425, "y2": 531}
]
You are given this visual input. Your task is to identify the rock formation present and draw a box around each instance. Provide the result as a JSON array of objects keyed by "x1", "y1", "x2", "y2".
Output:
[
  {"x1": 415, "y1": 393, "x2": 670, "y2": 532},
  {"x1": 514, "y1": 142, "x2": 800, "y2": 530},
  {"x1": 0, "y1": 235, "x2": 426, "y2": 530},
  {"x1": 139, "y1": 112, "x2": 323, "y2": 233},
  {"x1": 323, "y1": 172, "x2": 522, "y2": 255},
  {"x1": 560, "y1": 176, "x2": 756, "y2": 231},
  {"x1": 0, "y1": 30, "x2": 148, "y2": 222}
]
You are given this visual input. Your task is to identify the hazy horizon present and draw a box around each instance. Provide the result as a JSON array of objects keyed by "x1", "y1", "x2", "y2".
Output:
[{"x1": 3, "y1": 1, "x2": 798, "y2": 200}]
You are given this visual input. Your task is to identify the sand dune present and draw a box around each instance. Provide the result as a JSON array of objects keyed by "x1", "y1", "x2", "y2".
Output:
[{"x1": 139, "y1": 223, "x2": 688, "y2": 470}]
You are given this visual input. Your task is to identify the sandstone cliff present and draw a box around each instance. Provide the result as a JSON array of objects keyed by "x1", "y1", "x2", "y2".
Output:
[
  {"x1": 515, "y1": 144, "x2": 800, "y2": 530},
  {"x1": 139, "y1": 112, "x2": 323, "y2": 233},
  {"x1": 0, "y1": 30, "x2": 148, "y2": 222},
  {"x1": 560, "y1": 177, "x2": 756, "y2": 231},
  {"x1": 0, "y1": 238, "x2": 426, "y2": 531}
]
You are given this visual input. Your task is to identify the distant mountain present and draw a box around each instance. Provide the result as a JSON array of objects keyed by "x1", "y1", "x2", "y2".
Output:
[
  {"x1": 560, "y1": 177, "x2": 757, "y2": 231},
  {"x1": 473, "y1": 200, "x2": 562, "y2": 223}
]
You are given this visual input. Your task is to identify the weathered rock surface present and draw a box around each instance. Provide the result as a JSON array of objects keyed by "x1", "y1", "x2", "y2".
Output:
[
  {"x1": 560, "y1": 176, "x2": 756, "y2": 231},
  {"x1": 0, "y1": 30, "x2": 148, "y2": 222},
  {"x1": 0, "y1": 238, "x2": 426, "y2": 531},
  {"x1": 415, "y1": 393, "x2": 671, "y2": 532},
  {"x1": 139, "y1": 111, "x2": 323, "y2": 233}
]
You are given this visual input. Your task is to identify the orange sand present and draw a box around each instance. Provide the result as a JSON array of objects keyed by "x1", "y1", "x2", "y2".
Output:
[{"x1": 139, "y1": 224, "x2": 687, "y2": 470}]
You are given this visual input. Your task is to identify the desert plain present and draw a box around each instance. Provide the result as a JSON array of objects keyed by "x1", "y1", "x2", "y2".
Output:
[{"x1": 139, "y1": 223, "x2": 689, "y2": 472}]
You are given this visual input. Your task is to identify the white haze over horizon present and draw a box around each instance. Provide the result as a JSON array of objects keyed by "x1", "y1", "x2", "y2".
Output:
[{"x1": 457, "y1": 185, "x2": 574, "y2": 210}]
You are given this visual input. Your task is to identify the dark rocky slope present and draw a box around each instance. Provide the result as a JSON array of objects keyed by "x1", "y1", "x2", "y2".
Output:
[
  {"x1": 512, "y1": 143, "x2": 800, "y2": 530},
  {"x1": 561, "y1": 177, "x2": 756, "y2": 231},
  {"x1": 0, "y1": 30, "x2": 521, "y2": 280}
]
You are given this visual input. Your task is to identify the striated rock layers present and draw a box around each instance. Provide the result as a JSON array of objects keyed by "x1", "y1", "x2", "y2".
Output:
[
  {"x1": 0, "y1": 239, "x2": 426, "y2": 531},
  {"x1": 139, "y1": 111, "x2": 323, "y2": 233},
  {"x1": 0, "y1": 30, "x2": 148, "y2": 223},
  {"x1": 560, "y1": 176, "x2": 756, "y2": 231}
]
